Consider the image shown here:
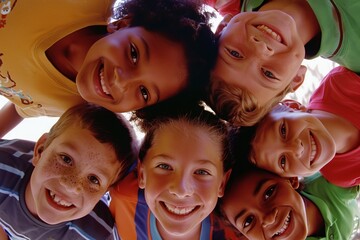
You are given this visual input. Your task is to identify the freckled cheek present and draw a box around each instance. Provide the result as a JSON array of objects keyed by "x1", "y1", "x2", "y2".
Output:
[{"x1": 40, "y1": 156, "x2": 67, "y2": 178}]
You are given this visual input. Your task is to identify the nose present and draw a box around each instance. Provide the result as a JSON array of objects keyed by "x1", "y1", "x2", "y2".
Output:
[
  {"x1": 113, "y1": 67, "x2": 129, "y2": 89},
  {"x1": 288, "y1": 138, "x2": 304, "y2": 158},
  {"x1": 60, "y1": 175, "x2": 83, "y2": 194},
  {"x1": 262, "y1": 208, "x2": 278, "y2": 228},
  {"x1": 168, "y1": 174, "x2": 194, "y2": 198},
  {"x1": 250, "y1": 35, "x2": 274, "y2": 57}
]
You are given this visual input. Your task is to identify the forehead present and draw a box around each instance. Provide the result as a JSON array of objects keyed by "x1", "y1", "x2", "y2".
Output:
[
  {"x1": 224, "y1": 170, "x2": 284, "y2": 208},
  {"x1": 145, "y1": 120, "x2": 223, "y2": 164},
  {"x1": 50, "y1": 126, "x2": 119, "y2": 164}
]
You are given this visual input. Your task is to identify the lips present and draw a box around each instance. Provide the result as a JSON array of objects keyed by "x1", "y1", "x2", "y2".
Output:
[
  {"x1": 94, "y1": 61, "x2": 113, "y2": 99},
  {"x1": 273, "y1": 212, "x2": 291, "y2": 238},
  {"x1": 309, "y1": 132, "x2": 318, "y2": 166},
  {"x1": 256, "y1": 24, "x2": 283, "y2": 43},
  {"x1": 161, "y1": 201, "x2": 199, "y2": 217},
  {"x1": 98, "y1": 63, "x2": 112, "y2": 97},
  {"x1": 47, "y1": 189, "x2": 74, "y2": 209}
]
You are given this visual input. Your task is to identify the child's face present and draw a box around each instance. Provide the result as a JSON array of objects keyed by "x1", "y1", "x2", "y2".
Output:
[
  {"x1": 251, "y1": 110, "x2": 336, "y2": 177},
  {"x1": 26, "y1": 125, "x2": 122, "y2": 224},
  {"x1": 77, "y1": 26, "x2": 187, "y2": 113},
  {"x1": 222, "y1": 169, "x2": 308, "y2": 240},
  {"x1": 212, "y1": 11, "x2": 305, "y2": 106},
  {"x1": 138, "y1": 122, "x2": 229, "y2": 238}
]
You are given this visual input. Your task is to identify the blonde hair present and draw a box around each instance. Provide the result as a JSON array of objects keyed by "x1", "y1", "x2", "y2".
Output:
[{"x1": 208, "y1": 77, "x2": 292, "y2": 127}]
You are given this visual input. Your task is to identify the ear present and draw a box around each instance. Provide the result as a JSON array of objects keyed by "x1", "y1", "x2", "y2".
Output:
[
  {"x1": 32, "y1": 133, "x2": 48, "y2": 166},
  {"x1": 218, "y1": 169, "x2": 232, "y2": 198},
  {"x1": 281, "y1": 99, "x2": 308, "y2": 112},
  {"x1": 288, "y1": 177, "x2": 300, "y2": 189},
  {"x1": 107, "y1": 16, "x2": 132, "y2": 33},
  {"x1": 137, "y1": 160, "x2": 145, "y2": 189},
  {"x1": 290, "y1": 65, "x2": 307, "y2": 92},
  {"x1": 215, "y1": 14, "x2": 233, "y2": 36}
]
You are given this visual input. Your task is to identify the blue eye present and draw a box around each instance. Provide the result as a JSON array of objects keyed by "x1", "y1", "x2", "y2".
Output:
[
  {"x1": 262, "y1": 68, "x2": 278, "y2": 80},
  {"x1": 226, "y1": 47, "x2": 243, "y2": 59},
  {"x1": 195, "y1": 169, "x2": 210, "y2": 175},
  {"x1": 157, "y1": 163, "x2": 172, "y2": 170}
]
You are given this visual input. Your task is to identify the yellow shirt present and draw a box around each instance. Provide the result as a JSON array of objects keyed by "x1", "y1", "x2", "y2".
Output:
[{"x1": 0, "y1": 0, "x2": 112, "y2": 117}]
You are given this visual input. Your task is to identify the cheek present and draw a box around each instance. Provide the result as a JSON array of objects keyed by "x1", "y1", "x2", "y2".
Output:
[
  {"x1": 38, "y1": 155, "x2": 66, "y2": 178},
  {"x1": 196, "y1": 180, "x2": 222, "y2": 203}
]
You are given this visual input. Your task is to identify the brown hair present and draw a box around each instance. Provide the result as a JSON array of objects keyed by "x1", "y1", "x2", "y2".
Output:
[
  {"x1": 138, "y1": 104, "x2": 234, "y2": 173},
  {"x1": 44, "y1": 102, "x2": 139, "y2": 183}
]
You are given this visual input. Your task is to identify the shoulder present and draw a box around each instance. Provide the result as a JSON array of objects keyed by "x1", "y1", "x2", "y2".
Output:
[{"x1": 72, "y1": 199, "x2": 117, "y2": 239}]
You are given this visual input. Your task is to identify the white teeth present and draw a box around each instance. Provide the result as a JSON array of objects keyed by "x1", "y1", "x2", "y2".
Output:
[
  {"x1": 310, "y1": 133, "x2": 317, "y2": 165},
  {"x1": 99, "y1": 67, "x2": 110, "y2": 95},
  {"x1": 49, "y1": 191, "x2": 72, "y2": 207},
  {"x1": 164, "y1": 203, "x2": 195, "y2": 215},
  {"x1": 274, "y1": 213, "x2": 290, "y2": 237},
  {"x1": 257, "y1": 25, "x2": 282, "y2": 42}
]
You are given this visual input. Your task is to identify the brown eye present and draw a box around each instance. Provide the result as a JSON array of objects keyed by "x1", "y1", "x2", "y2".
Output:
[
  {"x1": 130, "y1": 43, "x2": 138, "y2": 64},
  {"x1": 264, "y1": 185, "x2": 276, "y2": 200},
  {"x1": 60, "y1": 155, "x2": 72, "y2": 165},
  {"x1": 279, "y1": 155, "x2": 286, "y2": 170},
  {"x1": 139, "y1": 85, "x2": 149, "y2": 102},
  {"x1": 88, "y1": 175, "x2": 100, "y2": 185},
  {"x1": 244, "y1": 215, "x2": 254, "y2": 228}
]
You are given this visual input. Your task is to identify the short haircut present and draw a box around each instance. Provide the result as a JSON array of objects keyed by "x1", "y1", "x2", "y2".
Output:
[
  {"x1": 224, "y1": 103, "x2": 292, "y2": 168},
  {"x1": 44, "y1": 102, "x2": 139, "y2": 183},
  {"x1": 208, "y1": 77, "x2": 292, "y2": 127}
]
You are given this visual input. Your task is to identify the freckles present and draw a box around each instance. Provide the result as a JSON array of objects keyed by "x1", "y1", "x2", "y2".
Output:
[{"x1": 42, "y1": 156, "x2": 63, "y2": 176}]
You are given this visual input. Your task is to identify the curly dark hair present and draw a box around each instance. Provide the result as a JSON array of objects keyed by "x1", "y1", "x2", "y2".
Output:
[{"x1": 114, "y1": 0, "x2": 217, "y2": 129}]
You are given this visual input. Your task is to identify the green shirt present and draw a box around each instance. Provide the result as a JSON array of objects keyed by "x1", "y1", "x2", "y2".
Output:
[
  {"x1": 301, "y1": 173, "x2": 359, "y2": 240},
  {"x1": 241, "y1": 0, "x2": 360, "y2": 73}
]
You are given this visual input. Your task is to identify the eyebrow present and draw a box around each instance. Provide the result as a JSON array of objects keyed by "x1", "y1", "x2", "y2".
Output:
[
  {"x1": 153, "y1": 85, "x2": 160, "y2": 103},
  {"x1": 234, "y1": 209, "x2": 246, "y2": 225},
  {"x1": 140, "y1": 36, "x2": 150, "y2": 62},
  {"x1": 253, "y1": 178, "x2": 270, "y2": 197}
]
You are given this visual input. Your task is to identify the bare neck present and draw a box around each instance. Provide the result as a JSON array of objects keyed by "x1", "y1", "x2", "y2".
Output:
[{"x1": 303, "y1": 196, "x2": 325, "y2": 237}]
